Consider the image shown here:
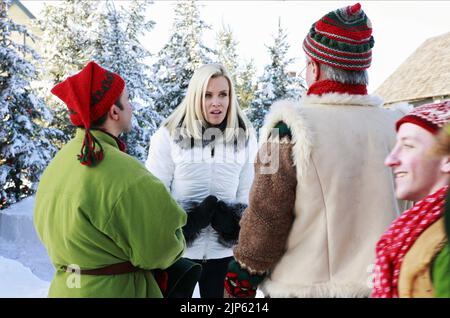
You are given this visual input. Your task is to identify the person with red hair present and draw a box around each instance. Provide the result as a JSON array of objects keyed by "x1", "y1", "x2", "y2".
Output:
[{"x1": 372, "y1": 101, "x2": 450, "y2": 298}]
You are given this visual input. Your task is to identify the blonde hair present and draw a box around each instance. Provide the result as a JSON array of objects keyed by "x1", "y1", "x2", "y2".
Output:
[{"x1": 164, "y1": 63, "x2": 253, "y2": 143}]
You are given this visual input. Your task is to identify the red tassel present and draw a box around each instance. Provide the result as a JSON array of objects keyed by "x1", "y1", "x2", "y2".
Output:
[{"x1": 77, "y1": 129, "x2": 104, "y2": 167}]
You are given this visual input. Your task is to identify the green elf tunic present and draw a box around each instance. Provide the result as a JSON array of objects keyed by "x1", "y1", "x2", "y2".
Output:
[{"x1": 34, "y1": 129, "x2": 186, "y2": 297}]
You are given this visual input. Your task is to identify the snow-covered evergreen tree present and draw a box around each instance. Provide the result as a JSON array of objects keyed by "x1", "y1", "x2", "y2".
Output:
[
  {"x1": 0, "y1": 0, "x2": 61, "y2": 209},
  {"x1": 216, "y1": 25, "x2": 239, "y2": 81},
  {"x1": 247, "y1": 20, "x2": 306, "y2": 132},
  {"x1": 35, "y1": 0, "x2": 98, "y2": 146},
  {"x1": 237, "y1": 60, "x2": 257, "y2": 110},
  {"x1": 91, "y1": 0, "x2": 160, "y2": 161},
  {"x1": 151, "y1": 0, "x2": 214, "y2": 119},
  {"x1": 215, "y1": 25, "x2": 256, "y2": 110}
]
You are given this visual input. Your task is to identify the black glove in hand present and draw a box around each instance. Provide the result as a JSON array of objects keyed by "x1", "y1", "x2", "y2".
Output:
[
  {"x1": 194, "y1": 195, "x2": 218, "y2": 229},
  {"x1": 182, "y1": 195, "x2": 218, "y2": 245},
  {"x1": 211, "y1": 200, "x2": 240, "y2": 237}
]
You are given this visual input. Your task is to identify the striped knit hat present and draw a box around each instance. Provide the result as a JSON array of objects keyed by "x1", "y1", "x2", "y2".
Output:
[{"x1": 302, "y1": 3, "x2": 374, "y2": 71}]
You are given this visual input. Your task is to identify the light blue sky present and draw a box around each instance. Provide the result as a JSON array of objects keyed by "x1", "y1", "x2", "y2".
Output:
[{"x1": 24, "y1": 1, "x2": 450, "y2": 93}]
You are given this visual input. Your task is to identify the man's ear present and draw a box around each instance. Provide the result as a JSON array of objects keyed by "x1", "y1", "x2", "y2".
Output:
[
  {"x1": 312, "y1": 60, "x2": 321, "y2": 82},
  {"x1": 108, "y1": 105, "x2": 121, "y2": 121},
  {"x1": 441, "y1": 156, "x2": 450, "y2": 173}
]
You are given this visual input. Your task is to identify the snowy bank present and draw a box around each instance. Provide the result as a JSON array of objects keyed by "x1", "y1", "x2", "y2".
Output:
[
  {"x1": 0, "y1": 196, "x2": 39, "y2": 243},
  {"x1": 0, "y1": 195, "x2": 54, "y2": 296},
  {"x1": 0, "y1": 256, "x2": 49, "y2": 298}
]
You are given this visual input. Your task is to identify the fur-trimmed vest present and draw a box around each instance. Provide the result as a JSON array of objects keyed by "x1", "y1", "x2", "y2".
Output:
[{"x1": 258, "y1": 94, "x2": 409, "y2": 297}]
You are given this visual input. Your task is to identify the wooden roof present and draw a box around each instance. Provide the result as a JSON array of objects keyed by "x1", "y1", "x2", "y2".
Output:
[{"x1": 375, "y1": 32, "x2": 450, "y2": 105}]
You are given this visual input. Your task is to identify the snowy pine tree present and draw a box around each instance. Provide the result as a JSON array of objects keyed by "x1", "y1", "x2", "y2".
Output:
[
  {"x1": 35, "y1": 0, "x2": 98, "y2": 146},
  {"x1": 91, "y1": 0, "x2": 160, "y2": 161},
  {"x1": 237, "y1": 60, "x2": 257, "y2": 110},
  {"x1": 0, "y1": 0, "x2": 61, "y2": 209},
  {"x1": 247, "y1": 20, "x2": 306, "y2": 132},
  {"x1": 215, "y1": 25, "x2": 256, "y2": 110},
  {"x1": 216, "y1": 25, "x2": 239, "y2": 82},
  {"x1": 151, "y1": 0, "x2": 214, "y2": 119}
]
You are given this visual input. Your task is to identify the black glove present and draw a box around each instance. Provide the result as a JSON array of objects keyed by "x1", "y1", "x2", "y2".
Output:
[
  {"x1": 182, "y1": 195, "x2": 218, "y2": 245},
  {"x1": 194, "y1": 195, "x2": 218, "y2": 228},
  {"x1": 211, "y1": 201, "x2": 243, "y2": 240}
]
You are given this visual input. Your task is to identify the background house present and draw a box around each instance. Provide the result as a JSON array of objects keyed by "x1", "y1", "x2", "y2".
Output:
[
  {"x1": 375, "y1": 32, "x2": 450, "y2": 107},
  {"x1": 7, "y1": 0, "x2": 41, "y2": 52}
]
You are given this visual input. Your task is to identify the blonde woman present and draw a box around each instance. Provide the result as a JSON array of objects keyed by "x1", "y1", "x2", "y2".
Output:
[{"x1": 145, "y1": 64, "x2": 257, "y2": 298}]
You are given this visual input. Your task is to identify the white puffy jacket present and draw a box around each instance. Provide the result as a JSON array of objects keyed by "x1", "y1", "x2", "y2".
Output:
[{"x1": 145, "y1": 126, "x2": 258, "y2": 260}]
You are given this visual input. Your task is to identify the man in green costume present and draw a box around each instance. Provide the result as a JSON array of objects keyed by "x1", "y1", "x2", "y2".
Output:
[{"x1": 34, "y1": 61, "x2": 186, "y2": 297}]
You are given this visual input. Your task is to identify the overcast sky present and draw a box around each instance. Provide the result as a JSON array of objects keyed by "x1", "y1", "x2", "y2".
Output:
[{"x1": 23, "y1": 1, "x2": 450, "y2": 93}]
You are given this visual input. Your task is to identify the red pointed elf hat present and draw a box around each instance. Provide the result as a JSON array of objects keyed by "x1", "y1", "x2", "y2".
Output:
[{"x1": 51, "y1": 61, "x2": 125, "y2": 166}]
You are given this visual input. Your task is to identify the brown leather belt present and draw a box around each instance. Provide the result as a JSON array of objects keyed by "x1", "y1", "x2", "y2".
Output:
[{"x1": 62, "y1": 261, "x2": 139, "y2": 275}]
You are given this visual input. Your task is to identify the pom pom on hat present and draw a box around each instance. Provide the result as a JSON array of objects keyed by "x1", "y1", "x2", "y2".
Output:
[
  {"x1": 302, "y1": 2, "x2": 374, "y2": 71},
  {"x1": 348, "y1": 3, "x2": 361, "y2": 15},
  {"x1": 51, "y1": 61, "x2": 125, "y2": 166}
]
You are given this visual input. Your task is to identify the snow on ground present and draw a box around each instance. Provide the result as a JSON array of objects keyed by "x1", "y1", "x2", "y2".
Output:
[
  {"x1": 0, "y1": 236, "x2": 54, "y2": 282},
  {"x1": 0, "y1": 256, "x2": 50, "y2": 298},
  {"x1": 0, "y1": 196, "x2": 53, "y2": 297}
]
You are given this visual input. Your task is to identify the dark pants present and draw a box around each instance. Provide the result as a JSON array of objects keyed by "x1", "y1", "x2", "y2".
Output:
[{"x1": 189, "y1": 256, "x2": 233, "y2": 298}]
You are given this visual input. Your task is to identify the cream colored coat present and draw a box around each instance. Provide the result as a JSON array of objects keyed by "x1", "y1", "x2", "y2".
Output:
[{"x1": 258, "y1": 94, "x2": 409, "y2": 297}]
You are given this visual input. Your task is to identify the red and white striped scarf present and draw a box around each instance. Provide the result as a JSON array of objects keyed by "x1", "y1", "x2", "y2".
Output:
[{"x1": 371, "y1": 185, "x2": 448, "y2": 298}]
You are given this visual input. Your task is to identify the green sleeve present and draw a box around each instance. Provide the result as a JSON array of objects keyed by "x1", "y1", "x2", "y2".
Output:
[
  {"x1": 432, "y1": 244, "x2": 450, "y2": 297},
  {"x1": 103, "y1": 175, "x2": 187, "y2": 270}
]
